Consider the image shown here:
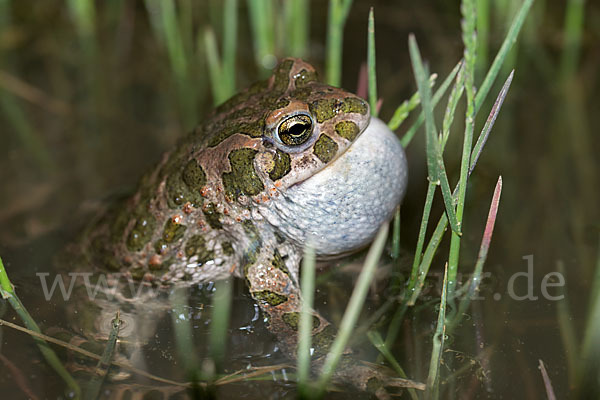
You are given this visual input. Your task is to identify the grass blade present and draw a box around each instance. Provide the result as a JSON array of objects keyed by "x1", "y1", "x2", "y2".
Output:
[
  {"x1": 391, "y1": 208, "x2": 401, "y2": 260},
  {"x1": 407, "y1": 70, "x2": 514, "y2": 306},
  {"x1": 408, "y1": 35, "x2": 461, "y2": 235},
  {"x1": 204, "y1": 27, "x2": 227, "y2": 105},
  {"x1": 246, "y1": 0, "x2": 276, "y2": 75},
  {"x1": 367, "y1": 7, "x2": 378, "y2": 117},
  {"x1": 85, "y1": 312, "x2": 122, "y2": 399},
  {"x1": 474, "y1": 0, "x2": 533, "y2": 114},
  {"x1": 470, "y1": 70, "x2": 514, "y2": 174},
  {"x1": 400, "y1": 60, "x2": 461, "y2": 147},
  {"x1": 447, "y1": 0, "x2": 477, "y2": 295},
  {"x1": 169, "y1": 287, "x2": 202, "y2": 382},
  {"x1": 298, "y1": 244, "x2": 316, "y2": 393},
  {"x1": 210, "y1": 279, "x2": 233, "y2": 373},
  {"x1": 538, "y1": 359, "x2": 558, "y2": 400},
  {"x1": 222, "y1": 0, "x2": 238, "y2": 96},
  {"x1": 440, "y1": 61, "x2": 465, "y2": 150},
  {"x1": 368, "y1": 330, "x2": 419, "y2": 400},
  {"x1": 455, "y1": 176, "x2": 503, "y2": 323},
  {"x1": 284, "y1": 0, "x2": 309, "y2": 58},
  {"x1": 426, "y1": 263, "x2": 449, "y2": 398},
  {"x1": 387, "y1": 73, "x2": 437, "y2": 131},
  {"x1": 317, "y1": 223, "x2": 388, "y2": 392},
  {"x1": 0, "y1": 257, "x2": 81, "y2": 399},
  {"x1": 325, "y1": 0, "x2": 354, "y2": 86}
]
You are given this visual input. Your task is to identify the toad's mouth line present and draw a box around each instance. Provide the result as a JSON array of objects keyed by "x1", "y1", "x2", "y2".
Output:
[{"x1": 292, "y1": 114, "x2": 372, "y2": 189}]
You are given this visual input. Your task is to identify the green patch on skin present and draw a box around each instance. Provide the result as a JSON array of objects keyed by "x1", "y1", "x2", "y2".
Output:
[
  {"x1": 185, "y1": 235, "x2": 214, "y2": 263},
  {"x1": 109, "y1": 204, "x2": 131, "y2": 244},
  {"x1": 222, "y1": 148, "x2": 265, "y2": 199},
  {"x1": 182, "y1": 159, "x2": 206, "y2": 190},
  {"x1": 267, "y1": 149, "x2": 291, "y2": 181},
  {"x1": 342, "y1": 97, "x2": 368, "y2": 115},
  {"x1": 242, "y1": 220, "x2": 261, "y2": 243},
  {"x1": 163, "y1": 219, "x2": 187, "y2": 242},
  {"x1": 166, "y1": 171, "x2": 202, "y2": 209},
  {"x1": 154, "y1": 239, "x2": 168, "y2": 255},
  {"x1": 291, "y1": 87, "x2": 312, "y2": 102},
  {"x1": 126, "y1": 213, "x2": 157, "y2": 252},
  {"x1": 272, "y1": 59, "x2": 294, "y2": 94},
  {"x1": 335, "y1": 121, "x2": 360, "y2": 141},
  {"x1": 312, "y1": 325, "x2": 337, "y2": 357},
  {"x1": 282, "y1": 312, "x2": 321, "y2": 331},
  {"x1": 207, "y1": 119, "x2": 265, "y2": 148},
  {"x1": 202, "y1": 203, "x2": 223, "y2": 230},
  {"x1": 252, "y1": 290, "x2": 288, "y2": 306},
  {"x1": 294, "y1": 68, "x2": 318, "y2": 88},
  {"x1": 222, "y1": 241, "x2": 234, "y2": 256},
  {"x1": 276, "y1": 98, "x2": 291, "y2": 109},
  {"x1": 271, "y1": 249, "x2": 290, "y2": 276},
  {"x1": 309, "y1": 98, "x2": 340, "y2": 123},
  {"x1": 154, "y1": 218, "x2": 187, "y2": 254},
  {"x1": 313, "y1": 134, "x2": 338, "y2": 163},
  {"x1": 130, "y1": 266, "x2": 145, "y2": 280},
  {"x1": 89, "y1": 234, "x2": 121, "y2": 271},
  {"x1": 214, "y1": 79, "x2": 269, "y2": 115}
]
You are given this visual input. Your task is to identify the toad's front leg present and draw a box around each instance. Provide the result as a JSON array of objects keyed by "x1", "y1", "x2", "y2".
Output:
[{"x1": 243, "y1": 244, "x2": 409, "y2": 395}]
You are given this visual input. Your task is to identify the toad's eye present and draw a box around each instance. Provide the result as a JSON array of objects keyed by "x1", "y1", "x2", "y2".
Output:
[{"x1": 277, "y1": 114, "x2": 313, "y2": 146}]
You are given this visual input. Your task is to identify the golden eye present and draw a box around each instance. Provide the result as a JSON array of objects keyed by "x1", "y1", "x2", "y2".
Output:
[{"x1": 277, "y1": 114, "x2": 313, "y2": 146}]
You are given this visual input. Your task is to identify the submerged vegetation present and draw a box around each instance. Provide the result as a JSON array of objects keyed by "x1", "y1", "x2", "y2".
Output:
[{"x1": 0, "y1": 0, "x2": 599, "y2": 399}]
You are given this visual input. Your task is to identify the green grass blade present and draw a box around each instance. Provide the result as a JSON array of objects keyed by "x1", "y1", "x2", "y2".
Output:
[
  {"x1": 447, "y1": 0, "x2": 477, "y2": 295},
  {"x1": 555, "y1": 261, "x2": 578, "y2": 387},
  {"x1": 210, "y1": 279, "x2": 233, "y2": 374},
  {"x1": 325, "y1": 0, "x2": 354, "y2": 86},
  {"x1": 559, "y1": 0, "x2": 585, "y2": 79},
  {"x1": 440, "y1": 62, "x2": 465, "y2": 150},
  {"x1": 368, "y1": 330, "x2": 420, "y2": 400},
  {"x1": 475, "y1": 0, "x2": 490, "y2": 79},
  {"x1": 580, "y1": 243, "x2": 600, "y2": 371},
  {"x1": 407, "y1": 183, "x2": 436, "y2": 297},
  {"x1": 426, "y1": 264, "x2": 449, "y2": 398},
  {"x1": 284, "y1": 0, "x2": 309, "y2": 58},
  {"x1": 407, "y1": 211, "x2": 448, "y2": 306},
  {"x1": 85, "y1": 312, "x2": 121, "y2": 400},
  {"x1": 400, "y1": 60, "x2": 461, "y2": 148},
  {"x1": 474, "y1": 0, "x2": 533, "y2": 114},
  {"x1": 367, "y1": 7, "x2": 378, "y2": 116},
  {"x1": 222, "y1": 0, "x2": 238, "y2": 96},
  {"x1": 0, "y1": 257, "x2": 81, "y2": 399},
  {"x1": 203, "y1": 27, "x2": 226, "y2": 105},
  {"x1": 407, "y1": 70, "x2": 514, "y2": 306},
  {"x1": 408, "y1": 35, "x2": 461, "y2": 235},
  {"x1": 470, "y1": 70, "x2": 514, "y2": 174},
  {"x1": 588, "y1": 238, "x2": 600, "y2": 322},
  {"x1": 387, "y1": 73, "x2": 437, "y2": 131},
  {"x1": 391, "y1": 208, "x2": 401, "y2": 260},
  {"x1": 144, "y1": 0, "x2": 197, "y2": 126},
  {"x1": 169, "y1": 287, "x2": 202, "y2": 381},
  {"x1": 298, "y1": 244, "x2": 316, "y2": 393},
  {"x1": 317, "y1": 223, "x2": 388, "y2": 392},
  {"x1": 246, "y1": 0, "x2": 276, "y2": 76}
]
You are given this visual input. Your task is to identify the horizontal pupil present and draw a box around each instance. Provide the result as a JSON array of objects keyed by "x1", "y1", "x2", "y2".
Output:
[{"x1": 287, "y1": 123, "x2": 309, "y2": 136}]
